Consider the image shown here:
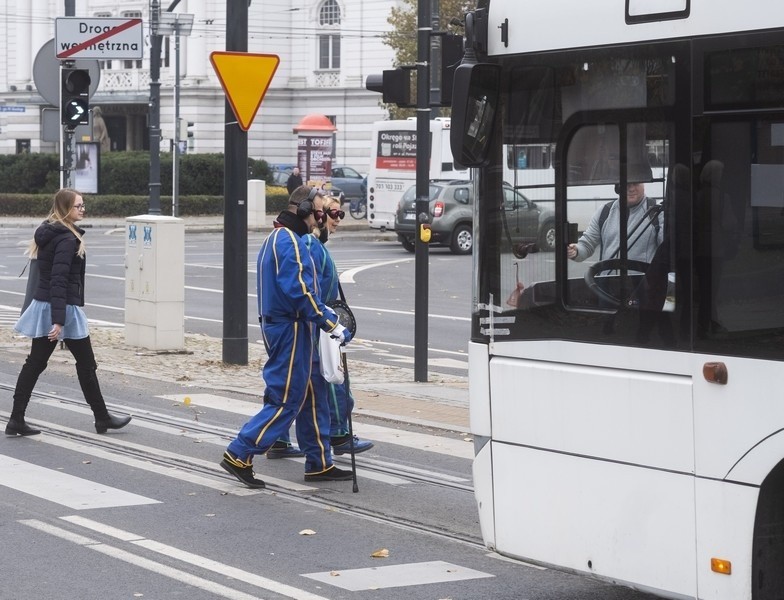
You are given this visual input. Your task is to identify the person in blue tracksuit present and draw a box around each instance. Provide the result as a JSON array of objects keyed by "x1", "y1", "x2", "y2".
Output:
[
  {"x1": 220, "y1": 186, "x2": 354, "y2": 488},
  {"x1": 267, "y1": 195, "x2": 374, "y2": 459},
  {"x1": 312, "y1": 196, "x2": 374, "y2": 455}
]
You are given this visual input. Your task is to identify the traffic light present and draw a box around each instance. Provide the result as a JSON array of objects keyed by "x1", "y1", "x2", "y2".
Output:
[
  {"x1": 61, "y1": 67, "x2": 90, "y2": 128},
  {"x1": 366, "y1": 68, "x2": 414, "y2": 107},
  {"x1": 178, "y1": 119, "x2": 194, "y2": 140}
]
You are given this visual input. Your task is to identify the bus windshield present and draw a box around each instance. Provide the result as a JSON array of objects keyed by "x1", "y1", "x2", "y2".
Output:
[{"x1": 480, "y1": 42, "x2": 784, "y2": 361}]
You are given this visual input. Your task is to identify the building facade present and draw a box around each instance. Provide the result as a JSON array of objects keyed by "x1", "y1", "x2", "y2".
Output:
[{"x1": 0, "y1": 0, "x2": 401, "y2": 173}]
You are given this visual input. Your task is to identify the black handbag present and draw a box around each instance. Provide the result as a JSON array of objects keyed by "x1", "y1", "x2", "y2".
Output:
[{"x1": 20, "y1": 258, "x2": 39, "y2": 315}]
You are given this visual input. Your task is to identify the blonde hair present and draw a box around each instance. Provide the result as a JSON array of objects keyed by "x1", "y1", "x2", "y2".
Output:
[
  {"x1": 324, "y1": 196, "x2": 341, "y2": 212},
  {"x1": 27, "y1": 188, "x2": 86, "y2": 258}
]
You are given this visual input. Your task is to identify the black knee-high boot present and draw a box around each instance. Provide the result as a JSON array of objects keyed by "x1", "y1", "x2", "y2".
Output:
[
  {"x1": 6, "y1": 347, "x2": 49, "y2": 436},
  {"x1": 75, "y1": 360, "x2": 111, "y2": 420},
  {"x1": 69, "y1": 338, "x2": 131, "y2": 434}
]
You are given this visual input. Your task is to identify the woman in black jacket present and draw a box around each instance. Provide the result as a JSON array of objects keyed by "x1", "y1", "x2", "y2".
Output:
[{"x1": 6, "y1": 189, "x2": 131, "y2": 436}]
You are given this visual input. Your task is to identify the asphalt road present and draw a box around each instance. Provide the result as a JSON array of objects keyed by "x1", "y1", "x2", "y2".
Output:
[{"x1": 0, "y1": 227, "x2": 472, "y2": 378}]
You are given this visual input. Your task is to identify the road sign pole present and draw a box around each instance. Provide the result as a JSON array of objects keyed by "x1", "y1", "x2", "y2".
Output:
[
  {"x1": 172, "y1": 20, "x2": 181, "y2": 218},
  {"x1": 222, "y1": 0, "x2": 249, "y2": 365},
  {"x1": 148, "y1": 1, "x2": 162, "y2": 215},
  {"x1": 414, "y1": 0, "x2": 431, "y2": 383}
]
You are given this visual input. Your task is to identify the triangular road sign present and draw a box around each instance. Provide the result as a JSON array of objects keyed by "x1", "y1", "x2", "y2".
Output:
[{"x1": 210, "y1": 52, "x2": 280, "y2": 131}]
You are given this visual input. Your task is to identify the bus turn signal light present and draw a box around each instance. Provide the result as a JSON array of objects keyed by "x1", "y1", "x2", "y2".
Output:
[
  {"x1": 711, "y1": 558, "x2": 731, "y2": 575},
  {"x1": 703, "y1": 362, "x2": 728, "y2": 385}
]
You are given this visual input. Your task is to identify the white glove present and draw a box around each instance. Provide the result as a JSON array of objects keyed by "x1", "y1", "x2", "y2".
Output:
[{"x1": 330, "y1": 324, "x2": 352, "y2": 345}]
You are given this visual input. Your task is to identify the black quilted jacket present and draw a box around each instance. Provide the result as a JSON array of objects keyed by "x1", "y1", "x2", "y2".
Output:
[{"x1": 32, "y1": 221, "x2": 86, "y2": 326}]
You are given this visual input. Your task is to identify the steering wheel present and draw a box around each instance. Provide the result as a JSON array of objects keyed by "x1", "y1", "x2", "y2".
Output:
[{"x1": 584, "y1": 259, "x2": 651, "y2": 307}]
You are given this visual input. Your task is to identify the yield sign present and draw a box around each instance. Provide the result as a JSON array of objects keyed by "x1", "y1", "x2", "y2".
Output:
[{"x1": 210, "y1": 52, "x2": 280, "y2": 131}]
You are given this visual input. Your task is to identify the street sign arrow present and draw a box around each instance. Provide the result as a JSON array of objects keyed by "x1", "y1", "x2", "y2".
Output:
[{"x1": 209, "y1": 52, "x2": 280, "y2": 131}]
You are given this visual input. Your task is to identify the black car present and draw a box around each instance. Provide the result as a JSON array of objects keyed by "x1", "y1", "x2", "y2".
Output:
[{"x1": 394, "y1": 180, "x2": 543, "y2": 255}]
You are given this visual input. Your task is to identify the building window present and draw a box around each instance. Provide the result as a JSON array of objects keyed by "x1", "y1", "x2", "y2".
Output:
[
  {"x1": 120, "y1": 10, "x2": 143, "y2": 67},
  {"x1": 317, "y1": 0, "x2": 341, "y2": 70},
  {"x1": 319, "y1": 0, "x2": 341, "y2": 25},
  {"x1": 319, "y1": 35, "x2": 340, "y2": 69}
]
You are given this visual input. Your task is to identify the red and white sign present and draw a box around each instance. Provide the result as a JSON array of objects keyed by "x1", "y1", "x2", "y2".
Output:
[{"x1": 55, "y1": 18, "x2": 143, "y2": 60}]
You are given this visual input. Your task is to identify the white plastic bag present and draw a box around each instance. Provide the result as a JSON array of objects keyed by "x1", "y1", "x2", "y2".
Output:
[{"x1": 319, "y1": 329, "x2": 345, "y2": 384}]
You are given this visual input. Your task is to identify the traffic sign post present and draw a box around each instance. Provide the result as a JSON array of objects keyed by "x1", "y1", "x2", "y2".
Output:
[
  {"x1": 55, "y1": 18, "x2": 143, "y2": 60},
  {"x1": 51, "y1": 15, "x2": 142, "y2": 191},
  {"x1": 209, "y1": 52, "x2": 280, "y2": 131}
]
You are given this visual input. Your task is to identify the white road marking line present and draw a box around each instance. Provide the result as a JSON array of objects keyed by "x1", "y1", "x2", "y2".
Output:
[
  {"x1": 20, "y1": 519, "x2": 272, "y2": 600},
  {"x1": 350, "y1": 303, "x2": 471, "y2": 321},
  {"x1": 0, "y1": 454, "x2": 159, "y2": 510},
  {"x1": 18, "y1": 417, "x2": 316, "y2": 494},
  {"x1": 158, "y1": 393, "x2": 473, "y2": 460},
  {"x1": 303, "y1": 560, "x2": 494, "y2": 591},
  {"x1": 340, "y1": 257, "x2": 412, "y2": 283},
  {"x1": 60, "y1": 516, "x2": 333, "y2": 600}
]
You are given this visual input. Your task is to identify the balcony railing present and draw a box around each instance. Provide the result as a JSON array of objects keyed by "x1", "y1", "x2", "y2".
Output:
[{"x1": 99, "y1": 69, "x2": 152, "y2": 91}]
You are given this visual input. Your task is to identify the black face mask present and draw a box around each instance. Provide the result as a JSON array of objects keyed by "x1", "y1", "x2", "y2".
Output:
[{"x1": 319, "y1": 227, "x2": 329, "y2": 244}]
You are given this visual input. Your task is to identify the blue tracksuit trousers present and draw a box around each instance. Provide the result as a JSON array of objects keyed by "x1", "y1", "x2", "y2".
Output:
[{"x1": 227, "y1": 320, "x2": 334, "y2": 474}]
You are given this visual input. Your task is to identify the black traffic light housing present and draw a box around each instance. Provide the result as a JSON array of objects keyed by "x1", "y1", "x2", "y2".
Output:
[
  {"x1": 438, "y1": 34, "x2": 464, "y2": 107},
  {"x1": 61, "y1": 67, "x2": 91, "y2": 128},
  {"x1": 366, "y1": 34, "x2": 464, "y2": 108},
  {"x1": 366, "y1": 68, "x2": 414, "y2": 108}
]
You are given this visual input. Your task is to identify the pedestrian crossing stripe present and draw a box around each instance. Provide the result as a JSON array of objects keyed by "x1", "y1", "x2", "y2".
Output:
[
  {"x1": 303, "y1": 560, "x2": 494, "y2": 591},
  {"x1": 0, "y1": 454, "x2": 159, "y2": 509}
]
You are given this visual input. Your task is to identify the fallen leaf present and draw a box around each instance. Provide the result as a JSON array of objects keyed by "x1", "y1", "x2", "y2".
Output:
[
  {"x1": 329, "y1": 571, "x2": 341, "y2": 577},
  {"x1": 299, "y1": 529, "x2": 317, "y2": 536},
  {"x1": 370, "y1": 548, "x2": 389, "y2": 558}
]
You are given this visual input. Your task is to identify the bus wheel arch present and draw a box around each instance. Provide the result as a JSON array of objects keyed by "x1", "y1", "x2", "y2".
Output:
[{"x1": 752, "y1": 458, "x2": 784, "y2": 599}]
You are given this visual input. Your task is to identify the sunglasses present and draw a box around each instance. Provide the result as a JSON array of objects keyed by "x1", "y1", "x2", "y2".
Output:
[{"x1": 327, "y1": 209, "x2": 345, "y2": 220}]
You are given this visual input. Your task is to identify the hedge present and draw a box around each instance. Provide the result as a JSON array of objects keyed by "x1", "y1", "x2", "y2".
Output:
[
  {"x1": 0, "y1": 152, "x2": 275, "y2": 196},
  {"x1": 0, "y1": 187, "x2": 291, "y2": 217}
]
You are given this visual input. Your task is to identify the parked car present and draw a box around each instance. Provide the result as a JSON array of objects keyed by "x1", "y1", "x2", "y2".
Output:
[
  {"x1": 394, "y1": 180, "x2": 544, "y2": 255},
  {"x1": 271, "y1": 170, "x2": 290, "y2": 187},
  {"x1": 329, "y1": 165, "x2": 366, "y2": 201}
]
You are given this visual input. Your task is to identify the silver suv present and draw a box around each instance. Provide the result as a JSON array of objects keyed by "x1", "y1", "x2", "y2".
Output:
[{"x1": 394, "y1": 180, "x2": 543, "y2": 255}]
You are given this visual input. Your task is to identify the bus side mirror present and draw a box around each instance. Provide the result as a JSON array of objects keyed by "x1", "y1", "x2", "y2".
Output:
[{"x1": 450, "y1": 63, "x2": 501, "y2": 167}]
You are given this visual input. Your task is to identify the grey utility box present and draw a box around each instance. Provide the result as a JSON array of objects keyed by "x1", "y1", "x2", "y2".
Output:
[{"x1": 124, "y1": 215, "x2": 185, "y2": 350}]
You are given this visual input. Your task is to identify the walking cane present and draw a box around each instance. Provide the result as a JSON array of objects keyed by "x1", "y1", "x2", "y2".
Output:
[
  {"x1": 341, "y1": 348, "x2": 359, "y2": 493},
  {"x1": 330, "y1": 284, "x2": 359, "y2": 493}
]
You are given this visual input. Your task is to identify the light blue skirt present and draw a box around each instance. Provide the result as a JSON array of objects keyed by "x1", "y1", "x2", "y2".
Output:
[{"x1": 14, "y1": 299, "x2": 89, "y2": 340}]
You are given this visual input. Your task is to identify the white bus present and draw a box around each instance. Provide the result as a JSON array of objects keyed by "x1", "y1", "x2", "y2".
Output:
[
  {"x1": 451, "y1": 1, "x2": 784, "y2": 599},
  {"x1": 366, "y1": 117, "x2": 469, "y2": 230}
]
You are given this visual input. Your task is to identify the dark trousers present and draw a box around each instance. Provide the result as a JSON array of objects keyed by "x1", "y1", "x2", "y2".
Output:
[{"x1": 11, "y1": 336, "x2": 109, "y2": 421}]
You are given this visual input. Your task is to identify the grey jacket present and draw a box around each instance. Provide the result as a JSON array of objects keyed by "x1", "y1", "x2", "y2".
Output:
[{"x1": 572, "y1": 197, "x2": 663, "y2": 263}]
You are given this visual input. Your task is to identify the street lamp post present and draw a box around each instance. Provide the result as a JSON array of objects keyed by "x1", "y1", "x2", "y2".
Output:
[{"x1": 157, "y1": 12, "x2": 194, "y2": 217}]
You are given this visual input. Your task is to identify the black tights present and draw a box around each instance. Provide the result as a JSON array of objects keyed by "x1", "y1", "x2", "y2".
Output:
[{"x1": 11, "y1": 336, "x2": 109, "y2": 421}]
